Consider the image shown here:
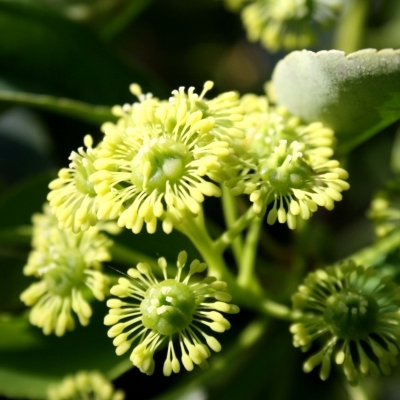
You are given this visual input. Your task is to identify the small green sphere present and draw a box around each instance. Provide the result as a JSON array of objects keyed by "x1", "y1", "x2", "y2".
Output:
[
  {"x1": 74, "y1": 168, "x2": 96, "y2": 196},
  {"x1": 259, "y1": 157, "x2": 312, "y2": 192},
  {"x1": 140, "y1": 279, "x2": 196, "y2": 336},
  {"x1": 324, "y1": 289, "x2": 379, "y2": 340},
  {"x1": 44, "y1": 249, "x2": 87, "y2": 296},
  {"x1": 131, "y1": 139, "x2": 191, "y2": 193}
]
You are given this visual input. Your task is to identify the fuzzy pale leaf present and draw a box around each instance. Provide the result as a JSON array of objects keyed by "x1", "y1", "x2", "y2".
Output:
[{"x1": 272, "y1": 49, "x2": 400, "y2": 152}]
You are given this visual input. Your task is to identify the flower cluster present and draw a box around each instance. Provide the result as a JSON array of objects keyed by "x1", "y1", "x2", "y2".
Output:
[
  {"x1": 368, "y1": 177, "x2": 400, "y2": 237},
  {"x1": 47, "y1": 135, "x2": 100, "y2": 233},
  {"x1": 47, "y1": 82, "x2": 244, "y2": 235},
  {"x1": 290, "y1": 260, "x2": 400, "y2": 385},
  {"x1": 104, "y1": 251, "x2": 239, "y2": 375},
  {"x1": 20, "y1": 204, "x2": 111, "y2": 336},
  {"x1": 224, "y1": 0, "x2": 343, "y2": 52},
  {"x1": 47, "y1": 83, "x2": 349, "y2": 235},
  {"x1": 226, "y1": 96, "x2": 349, "y2": 229},
  {"x1": 47, "y1": 370, "x2": 125, "y2": 400}
]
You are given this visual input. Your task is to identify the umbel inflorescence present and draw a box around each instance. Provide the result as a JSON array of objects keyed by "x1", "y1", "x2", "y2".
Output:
[
  {"x1": 104, "y1": 251, "x2": 239, "y2": 375},
  {"x1": 47, "y1": 370, "x2": 125, "y2": 400},
  {"x1": 48, "y1": 81, "x2": 244, "y2": 235},
  {"x1": 290, "y1": 260, "x2": 400, "y2": 385},
  {"x1": 223, "y1": 0, "x2": 343, "y2": 52},
  {"x1": 20, "y1": 204, "x2": 111, "y2": 336},
  {"x1": 227, "y1": 95, "x2": 349, "y2": 229},
  {"x1": 46, "y1": 82, "x2": 348, "y2": 234}
]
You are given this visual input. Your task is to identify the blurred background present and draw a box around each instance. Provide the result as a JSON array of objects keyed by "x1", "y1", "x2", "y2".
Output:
[{"x1": 1, "y1": 0, "x2": 400, "y2": 399}]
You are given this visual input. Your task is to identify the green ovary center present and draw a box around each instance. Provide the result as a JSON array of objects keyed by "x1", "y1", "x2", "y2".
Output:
[
  {"x1": 74, "y1": 167, "x2": 96, "y2": 196},
  {"x1": 140, "y1": 279, "x2": 196, "y2": 336},
  {"x1": 44, "y1": 249, "x2": 87, "y2": 296},
  {"x1": 131, "y1": 138, "x2": 191, "y2": 193},
  {"x1": 323, "y1": 289, "x2": 379, "y2": 340},
  {"x1": 258, "y1": 156, "x2": 313, "y2": 193}
]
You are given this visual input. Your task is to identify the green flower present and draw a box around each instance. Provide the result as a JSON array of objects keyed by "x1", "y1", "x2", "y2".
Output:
[
  {"x1": 104, "y1": 251, "x2": 239, "y2": 376},
  {"x1": 290, "y1": 260, "x2": 400, "y2": 385},
  {"x1": 20, "y1": 205, "x2": 111, "y2": 336},
  {"x1": 239, "y1": 95, "x2": 336, "y2": 164},
  {"x1": 368, "y1": 178, "x2": 400, "y2": 237},
  {"x1": 227, "y1": 0, "x2": 343, "y2": 52},
  {"x1": 90, "y1": 82, "x2": 242, "y2": 234},
  {"x1": 227, "y1": 139, "x2": 349, "y2": 229},
  {"x1": 47, "y1": 370, "x2": 125, "y2": 400},
  {"x1": 47, "y1": 135, "x2": 100, "y2": 233}
]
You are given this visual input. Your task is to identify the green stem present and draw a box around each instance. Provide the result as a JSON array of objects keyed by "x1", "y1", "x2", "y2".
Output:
[
  {"x1": 334, "y1": 0, "x2": 368, "y2": 53},
  {"x1": 176, "y1": 214, "x2": 233, "y2": 281},
  {"x1": 177, "y1": 215, "x2": 296, "y2": 320},
  {"x1": 152, "y1": 319, "x2": 269, "y2": 400},
  {"x1": 340, "y1": 229, "x2": 400, "y2": 267},
  {"x1": 260, "y1": 299, "x2": 301, "y2": 321},
  {"x1": 0, "y1": 91, "x2": 114, "y2": 125},
  {"x1": 346, "y1": 383, "x2": 372, "y2": 400},
  {"x1": 214, "y1": 207, "x2": 257, "y2": 254},
  {"x1": 221, "y1": 185, "x2": 243, "y2": 264},
  {"x1": 238, "y1": 217, "x2": 262, "y2": 294}
]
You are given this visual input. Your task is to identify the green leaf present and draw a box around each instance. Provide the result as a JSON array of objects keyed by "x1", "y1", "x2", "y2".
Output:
[
  {"x1": 0, "y1": 172, "x2": 53, "y2": 229},
  {"x1": 272, "y1": 48, "x2": 400, "y2": 153},
  {"x1": 0, "y1": 0, "x2": 159, "y2": 105},
  {"x1": 0, "y1": 305, "x2": 131, "y2": 399},
  {"x1": 0, "y1": 250, "x2": 31, "y2": 313},
  {"x1": 0, "y1": 91, "x2": 115, "y2": 125}
]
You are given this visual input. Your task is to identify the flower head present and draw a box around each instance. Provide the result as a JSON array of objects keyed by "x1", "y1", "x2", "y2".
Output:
[
  {"x1": 228, "y1": 0, "x2": 343, "y2": 52},
  {"x1": 104, "y1": 251, "x2": 239, "y2": 376},
  {"x1": 47, "y1": 135, "x2": 100, "y2": 233},
  {"x1": 227, "y1": 139, "x2": 349, "y2": 229},
  {"x1": 20, "y1": 204, "x2": 111, "y2": 336},
  {"x1": 368, "y1": 178, "x2": 400, "y2": 237},
  {"x1": 239, "y1": 96, "x2": 336, "y2": 164},
  {"x1": 290, "y1": 260, "x2": 400, "y2": 385},
  {"x1": 47, "y1": 370, "x2": 125, "y2": 400},
  {"x1": 90, "y1": 82, "x2": 243, "y2": 234}
]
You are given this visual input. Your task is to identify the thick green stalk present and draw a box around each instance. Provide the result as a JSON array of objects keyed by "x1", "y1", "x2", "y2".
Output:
[
  {"x1": 176, "y1": 214, "x2": 234, "y2": 281},
  {"x1": 237, "y1": 217, "x2": 263, "y2": 294},
  {"x1": 346, "y1": 383, "x2": 372, "y2": 400},
  {"x1": 152, "y1": 319, "x2": 269, "y2": 400},
  {"x1": 221, "y1": 185, "x2": 243, "y2": 264},
  {"x1": 177, "y1": 215, "x2": 296, "y2": 320},
  {"x1": 260, "y1": 299, "x2": 301, "y2": 321},
  {"x1": 334, "y1": 0, "x2": 368, "y2": 53},
  {"x1": 214, "y1": 207, "x2": 257, "y2": 253}
]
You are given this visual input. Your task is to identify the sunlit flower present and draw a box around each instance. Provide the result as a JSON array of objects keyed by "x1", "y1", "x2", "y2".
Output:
[
  {"x1": 20, "y1": 205, "x2": 111, "y2": 336},
  {"x1": 90, "y1": 82, "x2": 242, "y2": 234},
  {"x1": 368, "y1": 178, "x2": 400, "y2": 237},
  {"x1": 226, "y1": 0, "x2": 343, "y2": 52},
  {"x1": 227, "y1": 139, "x2": 349, "y2": 229},
  {"x1": 239, "y1": 95, "x2": 336, "y2": 165},
  {"x1": 47, "y1": 135, "x2": 100, "y2": 233},
  {"x1": 290, "y1": 260, "x2": 400, "y2": 385},
  {"x1": 104, "y1": 251, "x2": 239, "y2": 376},
  {"x1": 47, "y1": 370, "x2": 125, "y2": 400},
  {"x1": 169, "y1": 81, "x2": 245, "y2": 146}
]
